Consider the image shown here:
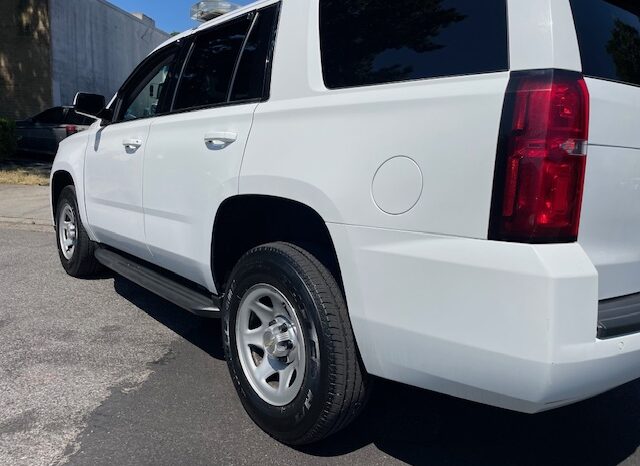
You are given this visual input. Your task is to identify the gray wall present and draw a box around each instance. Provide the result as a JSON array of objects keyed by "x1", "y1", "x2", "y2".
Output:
[{"x1": 49, "y1": 0, "x2": 170, "y2": 106}]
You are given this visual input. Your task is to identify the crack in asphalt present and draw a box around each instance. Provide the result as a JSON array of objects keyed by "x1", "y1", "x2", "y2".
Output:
[{"x1": 54, "y1": 348, "x2": 177, "y2": 466}]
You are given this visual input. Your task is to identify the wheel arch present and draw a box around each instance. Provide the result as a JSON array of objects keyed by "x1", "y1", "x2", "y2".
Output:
[
  {"x1": 211, "y1": 194, "x2": 343, "y2": 294},
  {"x1": 51, "y1": 170, "x2": 75, "y2": 221}
]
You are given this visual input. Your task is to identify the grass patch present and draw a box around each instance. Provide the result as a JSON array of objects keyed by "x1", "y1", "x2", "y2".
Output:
[{"x1": 0, "y1": 167, "x2": 50, "y2": 186}]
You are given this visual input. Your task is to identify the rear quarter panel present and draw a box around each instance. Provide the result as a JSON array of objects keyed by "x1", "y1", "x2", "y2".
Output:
[{"x1": 239, "y1": 0, "x2": 508, "y2": 239}]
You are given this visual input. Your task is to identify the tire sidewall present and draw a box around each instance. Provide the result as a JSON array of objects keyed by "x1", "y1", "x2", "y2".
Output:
[
  {"x1": 55, "y1": 186, "x2": 84, "y2": 275},
  {"x1": 223, "y1": 249, "x2": 332, "y2": 443}
]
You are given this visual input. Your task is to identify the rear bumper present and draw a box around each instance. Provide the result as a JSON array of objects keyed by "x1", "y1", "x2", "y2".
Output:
[{"x1": 328, "y1": 223, "x2": 640, "y2": 413}]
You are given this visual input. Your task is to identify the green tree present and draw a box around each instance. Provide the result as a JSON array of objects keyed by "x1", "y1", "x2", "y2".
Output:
[{"x1": 606, "y1": 19, "x2": 640, "y2": 84}]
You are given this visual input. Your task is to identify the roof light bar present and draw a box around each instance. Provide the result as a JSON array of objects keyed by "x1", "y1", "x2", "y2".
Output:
[{"x1": 190, "y1": 1, "x2": 240, "y2": 22}]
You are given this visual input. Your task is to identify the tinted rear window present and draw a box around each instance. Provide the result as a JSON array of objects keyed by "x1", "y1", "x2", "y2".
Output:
[
  {"x1": 319, "y1": 0, "x2": 509, "y2": 89},
  {"x1": 174, "y1": 16, "x2": 251, "y2": 111},
  {"x1": 570, "y1": 0, "x2": 640, "y2": 86}
]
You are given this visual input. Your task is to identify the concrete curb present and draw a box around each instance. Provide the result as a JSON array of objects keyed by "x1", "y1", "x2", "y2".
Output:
[
  {"x1": 0, "y1": 223, "x2": 53, "y2": 233},
  {"x1": 0, "y1": 217, "x2": 53, "y2": 232},
  {"x1": 0, "y1": 216, "x2": 52, "y2": 226},
  {"x1": 0, "y1": 184, "x2": 52, "y2": 228}
]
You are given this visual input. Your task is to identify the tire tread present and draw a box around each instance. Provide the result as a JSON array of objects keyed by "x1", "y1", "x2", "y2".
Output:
[{"x1": 239, "y1": 242, "x2": 370, "y2": 444}]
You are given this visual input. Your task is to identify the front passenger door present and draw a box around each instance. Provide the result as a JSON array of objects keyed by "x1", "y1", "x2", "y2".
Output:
[{"x1": 84, "y1": 46, "x2": 179, "y2": 259}]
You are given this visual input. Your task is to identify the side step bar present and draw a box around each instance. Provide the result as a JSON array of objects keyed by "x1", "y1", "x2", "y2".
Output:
[{"x1": 95, "y1": 248, "x2": 221, "y2": 318}]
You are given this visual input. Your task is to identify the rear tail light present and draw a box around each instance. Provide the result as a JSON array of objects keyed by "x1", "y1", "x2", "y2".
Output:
[
  {"x1": 65, "y1": 125, "x2": 78, "y2": 137},
  {"x1": 489, "y1": 69, "x2": 589, "y2": 243}
]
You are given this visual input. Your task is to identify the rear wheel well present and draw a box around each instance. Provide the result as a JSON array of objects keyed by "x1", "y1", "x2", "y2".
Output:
[
  {"x1": 212, "y1": 195, "x2": 342, "y2": 293},
  {"x1": 51, "y1": 171, "x2": 74, "y2": 221}
]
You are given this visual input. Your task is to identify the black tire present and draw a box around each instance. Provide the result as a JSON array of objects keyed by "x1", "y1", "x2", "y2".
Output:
[
  {"x1": 55, "y1": 185, "x2": 102, "y2": 278},
  {"x1": 223, "y1": 242, "x2": 370, "y2": 445}
]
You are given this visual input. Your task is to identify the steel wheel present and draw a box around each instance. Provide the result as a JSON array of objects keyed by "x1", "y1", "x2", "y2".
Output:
[
  {"x1": 58, "y1": 203, "x2": 77, "y2": 260},
  {"x1": 224, "y1": 243, "x2": 371, "y2": 444},
  {"x1": 235, "y1": 284, "x2": 306, "y2": 407}
]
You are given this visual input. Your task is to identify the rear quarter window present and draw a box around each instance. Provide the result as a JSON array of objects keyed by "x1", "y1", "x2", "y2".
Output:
[
  {"x1": 319, "y1": 0, "x2": 509, "y2": 89},
  {"x1": 570, "y1": 0, "x2": 640, "y2": 87}
]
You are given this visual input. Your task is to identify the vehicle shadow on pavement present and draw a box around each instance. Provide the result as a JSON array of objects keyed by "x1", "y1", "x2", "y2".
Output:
[
  {"x1": 113, "y1": 275, "x2": 225, "y2": 360},
  {"x1": 111, "y1": 275, "x2": 640, "y2": 466},
  {"x1": 303, "y1": 374, "x2": 640, "y2": 466}
]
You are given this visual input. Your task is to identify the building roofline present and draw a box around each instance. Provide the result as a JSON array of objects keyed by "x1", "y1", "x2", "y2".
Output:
[
  {"x1": 93, "y1": 0, "x2": 171, "y2": 37},
  {"x1": 152, "y1": 0, "x2": 277, "y2": 52}
]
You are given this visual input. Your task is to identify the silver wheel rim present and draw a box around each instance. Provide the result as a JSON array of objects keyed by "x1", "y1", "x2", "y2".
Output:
[
  {"x1": 235, "y1": 284, "x2": 306, "y2": 407},
  {"x1": 58, "y1": 204, "x2": 77, "y2": 260}
]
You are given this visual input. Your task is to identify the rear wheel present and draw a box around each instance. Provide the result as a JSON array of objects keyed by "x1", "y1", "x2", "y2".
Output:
[
  {"x1": 55, "y1": 185, "x2": 102, "y2": 277},
  {"x1": 223, "y1": 242, "x2": 370, "y2": 445}
]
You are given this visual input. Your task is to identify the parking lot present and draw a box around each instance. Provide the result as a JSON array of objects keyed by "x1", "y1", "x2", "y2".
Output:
[{"x1": 1, "y1": 213, "x2": 640, "y2": 466}]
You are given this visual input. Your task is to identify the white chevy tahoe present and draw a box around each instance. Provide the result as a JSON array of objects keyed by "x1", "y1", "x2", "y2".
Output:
[{"x1": 51, "y1": 0, "x2": 640, "y2": 445}]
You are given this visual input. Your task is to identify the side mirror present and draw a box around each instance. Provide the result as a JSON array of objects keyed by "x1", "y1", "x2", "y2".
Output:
[{"x1": 73, "y1": 92, "x2": 106, "y2": 118}]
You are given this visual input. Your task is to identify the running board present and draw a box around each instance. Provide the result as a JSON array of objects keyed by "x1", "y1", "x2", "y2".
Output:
[{"x1": 95, "y1": 248, "x2": 221, "y2": 318}]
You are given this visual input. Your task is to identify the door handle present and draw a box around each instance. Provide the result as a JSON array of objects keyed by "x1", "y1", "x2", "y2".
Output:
[
  {"x1": 204, "y1": 132, "x2": 237, "y2": 148},
  {"x1": 122, "y1": 138, "x2": 143, "y2": 150}
]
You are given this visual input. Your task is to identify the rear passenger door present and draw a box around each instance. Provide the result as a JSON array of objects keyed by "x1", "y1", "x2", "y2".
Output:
[{"x1": 143, "y1": 3, "x2": 280, "y2": 290}]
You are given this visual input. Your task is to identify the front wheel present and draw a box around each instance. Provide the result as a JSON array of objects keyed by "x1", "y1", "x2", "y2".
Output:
[
  {"x1": 223, "y1": 242, "x2": 370, "y2": 445},
  {"x1": 55, "y1": 185, "x2": 102, "y2": 277}
]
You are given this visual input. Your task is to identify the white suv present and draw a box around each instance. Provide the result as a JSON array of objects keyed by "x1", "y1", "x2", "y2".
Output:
[{"x1": 51, "y1": 0, "x2": 640, "y2": 444}]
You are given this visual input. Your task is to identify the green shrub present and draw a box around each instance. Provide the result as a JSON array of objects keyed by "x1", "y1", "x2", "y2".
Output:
[{"x1": 0, "y1": 118, "x2": 16, "y2": 159}]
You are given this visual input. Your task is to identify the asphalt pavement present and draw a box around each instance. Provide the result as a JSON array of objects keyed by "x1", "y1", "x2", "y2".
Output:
[{"x1": 3, "y1": 223, "x2": 640, "y2": 466}]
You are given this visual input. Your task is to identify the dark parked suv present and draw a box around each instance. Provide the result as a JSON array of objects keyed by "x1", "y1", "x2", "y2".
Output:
[{"x1": 16, "y1": 106, "x2": 95, "y2": 157}]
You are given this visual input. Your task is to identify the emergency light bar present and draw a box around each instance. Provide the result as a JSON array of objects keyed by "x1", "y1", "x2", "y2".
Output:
[{"x1": 190, "y1": 1, "x2": 240, "y2": 22}]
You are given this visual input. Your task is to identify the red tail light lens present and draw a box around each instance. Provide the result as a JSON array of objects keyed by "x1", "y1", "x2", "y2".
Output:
[
  {"x1": 489, "y1": 70, "x2": 589, "y2": 243},
  {"x1": 65, "y1": 125, "x2": 78, "y2": 137}
]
